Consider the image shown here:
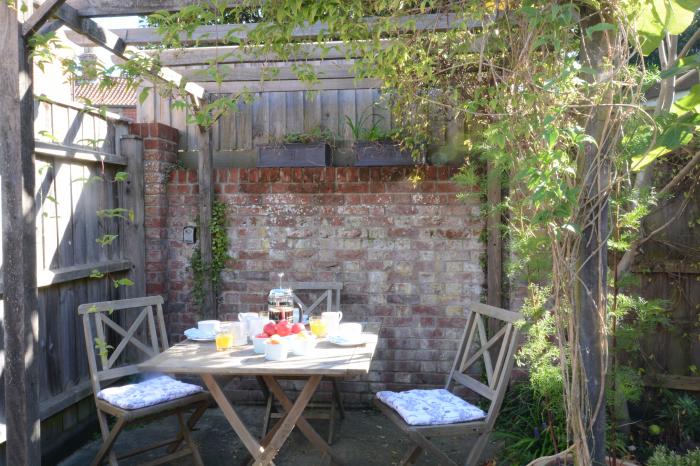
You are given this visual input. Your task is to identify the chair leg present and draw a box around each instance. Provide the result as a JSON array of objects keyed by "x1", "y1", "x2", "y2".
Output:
[
  {"x1": 167, "y1": 401, "x2": 208, "y2": 453},
  {"x1": 95, "y1": 409, "x2": 119, "y2": 466},
  {"x1": 464, "y1": 431, "x2": 490, "y2": 466},
  {"x1": 331, "y1": 378, "x2": 345, "y2": 419},
  {"x1": 399, "y1": 445, "x2": 424, "y2": 466},
  {"x1": 91, "y1": 417, "x2": 127, "y2": 466},
  {"x1": 177, "y1": 411, "x2": 204, "y2": 466}
]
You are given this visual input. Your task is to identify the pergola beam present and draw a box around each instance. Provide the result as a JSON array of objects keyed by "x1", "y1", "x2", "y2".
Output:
[
  {"x1": 65, "y1": 0, "x2": 240, "y2": 17},
  {"x1": 54, "y1": 3, "x2": 208, "y2": 103},
  {"x1": 21, "y1": 0, "x2": 67, "y2": 37},
  {"x1": 65, "y1": 13, "x2": 475, "y2": 47}
]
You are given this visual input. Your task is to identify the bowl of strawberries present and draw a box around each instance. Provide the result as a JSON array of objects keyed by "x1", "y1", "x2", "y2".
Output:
[{"x1": 256, "y1": 320, "x2": 307, "y2": 358}]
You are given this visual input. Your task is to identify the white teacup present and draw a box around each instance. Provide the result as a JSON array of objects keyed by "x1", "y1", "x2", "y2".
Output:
[
  {"x1": 197, "y1": 320, "x2": 220, "y2": 334},
  {"x1": 338, "y1": 322, "x2": 362, "y2": 338},
  {"x1": 322, "y1": 311, "x2": 343, "y2": 335}
]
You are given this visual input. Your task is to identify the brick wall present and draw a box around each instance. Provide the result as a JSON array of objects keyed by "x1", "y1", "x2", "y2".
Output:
[
  {"x1": 128, "y1": 123, "x2": 180, "y2": 298},
  {"x1": 158, "y1": 166, "x2": 485, "y2": 404}
]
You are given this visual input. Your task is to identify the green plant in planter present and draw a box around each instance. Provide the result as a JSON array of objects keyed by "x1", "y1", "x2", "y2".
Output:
[
  {"x1": 345, "y1": 113, "x2": 398, "y2": 142},
  {"x1": 281, "y1": 126, "x2": 335, "y2": 145}
]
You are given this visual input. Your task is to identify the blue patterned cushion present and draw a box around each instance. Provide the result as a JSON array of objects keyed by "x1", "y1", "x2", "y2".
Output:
[
  {"x1": 97, "y1": 375, "x2": 203, "y2": 410},
  {"x1": 377, "y1": 388, "x2": 486, "y2": 426}
]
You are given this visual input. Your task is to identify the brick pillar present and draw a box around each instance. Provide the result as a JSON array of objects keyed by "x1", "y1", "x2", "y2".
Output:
[{"x1": 129, "y1": 123, "x2": 179, "y2": 296}]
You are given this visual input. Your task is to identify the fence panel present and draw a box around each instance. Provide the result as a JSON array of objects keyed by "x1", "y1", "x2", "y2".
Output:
[{"x1": 0, "y1": 98, "x2": 145, "y2": 450}]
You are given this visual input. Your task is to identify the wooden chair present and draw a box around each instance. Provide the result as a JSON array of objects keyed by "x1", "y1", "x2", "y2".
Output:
[
  {"x1": 261, "y1": 281, "x2": 345, "y2": 444},
  {"x1": 374, "y1": 303, "x2": 523, "y2": 466},
  {"x1": 79, "y1": 296, "x2": 210, "y2": 466},
  {"x1": 290, "y1": 281, "x2": 342, "y2": 321}
]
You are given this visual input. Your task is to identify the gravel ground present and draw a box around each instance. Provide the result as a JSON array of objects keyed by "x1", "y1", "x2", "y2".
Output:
[{"x1": 59, "y1": 404, "x2": 500, "y2": 465}]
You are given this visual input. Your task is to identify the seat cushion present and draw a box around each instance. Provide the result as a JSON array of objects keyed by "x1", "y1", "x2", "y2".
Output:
[
  {"x1": 97, "y1": 375, "x2": 203, "y2": 410},
  {"x1": 376, "y1": 388, "x2": 486, "y2": 426}
]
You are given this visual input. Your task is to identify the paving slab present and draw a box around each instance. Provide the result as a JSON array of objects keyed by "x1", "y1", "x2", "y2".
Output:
[{"x1": 59, "y1": 405, "x2": 500, "y2": 465}]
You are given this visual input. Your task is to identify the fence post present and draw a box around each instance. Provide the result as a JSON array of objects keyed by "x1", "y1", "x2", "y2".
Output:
[
  {"x1": 120, "y1": 133, "x2": 146, "y2": 299},
  {"x1": 0, "y1": 3, "x2": 41, "y2": 464}
]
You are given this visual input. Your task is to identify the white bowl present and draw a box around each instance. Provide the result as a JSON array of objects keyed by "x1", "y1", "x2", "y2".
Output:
[
  {"x1": 290, "y1": 337, "x2": 316, "y2": 356},
  {"x1": 253, "y1": 336, "x2": 267, "y2": 354},
  {"x1": 197, "y1": 320, "x2": 220, "y2": 334},
  {"x1": 264, "y1": 341, "x2": 288, "y2": 361}
]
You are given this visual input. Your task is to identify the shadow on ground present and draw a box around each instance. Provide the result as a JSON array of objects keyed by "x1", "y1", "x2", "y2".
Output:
[{"x1": 58, "y1": 405, "x2": 500, "y2": 465}]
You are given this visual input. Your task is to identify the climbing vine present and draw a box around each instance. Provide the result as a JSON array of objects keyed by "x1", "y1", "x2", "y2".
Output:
[{"x1": 190, "y1": 200, "x2": 229, "y2": 317}]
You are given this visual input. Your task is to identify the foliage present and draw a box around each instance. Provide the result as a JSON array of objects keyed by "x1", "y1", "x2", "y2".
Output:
[
  {"x1": 280, "y1": 127, "x2": 334, "y2": 145},
  {"x1": 657, "y1": 391, "x2": 700, "y2": 447},
  {"x1": 647, "y1": 446, "x2": 700, "y2": 466},
  {"x1": 495, "y1": 381, "x2": 567, "y2": 465},
  {"x1": 345, "y1": 112, "x2": 398, "y2": 143},
  {"x1": 190, "y1": 200, "x2": 229, "y2": 317}
]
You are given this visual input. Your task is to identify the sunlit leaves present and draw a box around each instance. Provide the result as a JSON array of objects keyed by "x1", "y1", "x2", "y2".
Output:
[
  {"x1": 635, "y1": 0, "x2": 700, "y2": 55},
  {"x1": 113, "y1": 278, "x2": 135, "y2": 288},
  {"x1": 96, "y1": 234, "x2": 119, "y2": 247}
]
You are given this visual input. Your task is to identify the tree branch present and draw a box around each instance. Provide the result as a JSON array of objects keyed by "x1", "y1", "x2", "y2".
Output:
[{"x1": 679, "y1": 27, "x2": 700, "y2": 60}]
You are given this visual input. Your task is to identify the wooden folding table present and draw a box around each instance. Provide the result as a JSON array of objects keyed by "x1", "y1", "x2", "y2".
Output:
[{"x1": 138, "y1": 325, "x2": 379, "y2": 466}]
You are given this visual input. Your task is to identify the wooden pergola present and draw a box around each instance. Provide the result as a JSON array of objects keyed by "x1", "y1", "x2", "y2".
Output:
[{"x1": 0, "y1": 2, "x2": 502, "y2": 465}]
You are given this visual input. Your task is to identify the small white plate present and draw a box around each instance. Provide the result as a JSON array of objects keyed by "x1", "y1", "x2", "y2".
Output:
[
  {"x1": 327, "y1": 334, "x2": 368, "y2": 347},
  {"x1": 184, "y1": 328, "x2": 216, "y2": 342}
]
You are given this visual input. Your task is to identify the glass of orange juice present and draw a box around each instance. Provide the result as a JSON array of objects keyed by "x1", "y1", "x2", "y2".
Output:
[
  {"x1": 215, "y1": 325, "x2": 233, "y2": 351},
  {"x1": 309, "y1": 316, "x2": 327, "y2": 338}
]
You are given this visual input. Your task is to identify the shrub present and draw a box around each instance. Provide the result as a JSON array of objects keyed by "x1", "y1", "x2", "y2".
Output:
[{"x1": 647, "y1": 446, "x2": 700, "y2": 466}]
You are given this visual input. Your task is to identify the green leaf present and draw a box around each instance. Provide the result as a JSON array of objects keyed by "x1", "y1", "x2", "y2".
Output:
[
  {"x1": 96, "y1": 234, "x2": 119, "y2": 246},
  {"x1": 632, "y1": 145, "x2": 673, "y2": 171},
  {"x1": 114, "y1": 171, "x2": 129, "y2": 182},
  {"x1": 89, "y1": 269, "x2": 105, "y2": 279},
  {"x1": 660, "y1": 53, "x2": 700, "y2": 79},
  {"x1": 585, "y1": 22, "x2": 616, "y2": 39},
  {"x1": 636, "y1": 0, "x2": 700, "y2": 55},
  {"x1": 671, "y1": 84, "x2": 700, "y2": 115},
  {"x1": 138, "y1": 87, "x2": 151, "y2": 105},
  {"x1": 113, "y1": 278, "x2": 135, "y2": 288}
]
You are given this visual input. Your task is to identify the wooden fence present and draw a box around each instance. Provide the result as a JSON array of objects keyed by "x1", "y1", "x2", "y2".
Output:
[
  {"x1": 140, "y1": 81, "x2": 465, "y2": 168},
  {"x1": 0, "y1": 97, "x2": 145, "y2": 459},
  {"x1": 633, "y1": 186, "x2": 700, "y2": 392}
]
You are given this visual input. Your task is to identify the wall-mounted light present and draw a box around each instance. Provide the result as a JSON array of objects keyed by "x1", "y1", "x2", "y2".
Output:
[{"x1": 183, "y1": 225, "x2": 196, "y2": 244}]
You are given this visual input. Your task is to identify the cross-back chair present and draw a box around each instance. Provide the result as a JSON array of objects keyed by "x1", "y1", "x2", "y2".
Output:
[
  {"x1": 261, "y1": 281, "x2": 345, "y2": 444},
  {"x1": 374, "y1": 303, "x2": 523, "y2": 466},
  {"x1": 79, "y1": 296, "x2": 210, "y2": 466},
  {"x1": 290, "y1": 281, "x2": 342, "y2": 321}
]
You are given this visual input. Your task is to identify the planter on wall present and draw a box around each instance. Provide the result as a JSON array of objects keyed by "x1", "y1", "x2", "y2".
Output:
[
  {"x1": 257, "y1": 142, "x2": 331, "y2": 167},
  {"x1": 353, "y1": 141, "x2": 424, "y2": 166}
]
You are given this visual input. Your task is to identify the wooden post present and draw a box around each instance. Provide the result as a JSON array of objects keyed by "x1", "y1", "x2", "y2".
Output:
[
  {"x1": 577, "y1": 14, "x2": 613, "y2": 465},
  {"x1": 0, "y1": 3, "x2": 41, "y2": 465},
  {"x1": 486, "y1": 161, "x2": 502, "y2": 309},
  {"x1": 197, "y1": 125, "x2": 216, "y2": 318},
  {"x1": 120, "y1": 133, "x2": 146, "y2": 299}
]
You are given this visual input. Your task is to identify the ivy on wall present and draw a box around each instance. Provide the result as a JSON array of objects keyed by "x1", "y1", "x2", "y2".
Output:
[{"x1": 190, "y1": 200, "x2": 230, "y2": 317}]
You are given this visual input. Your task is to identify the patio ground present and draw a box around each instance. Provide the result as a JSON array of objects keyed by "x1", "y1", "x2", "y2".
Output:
[{"x1": 59, "y1": 405, "x2": 501, "y2": 465}]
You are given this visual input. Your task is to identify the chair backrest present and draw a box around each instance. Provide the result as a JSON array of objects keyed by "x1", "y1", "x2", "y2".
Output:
[
  {"x1": 446, "y1": 302, "x2": 523, "y2": 427},
  {"x1": 78, "y1": 296, "x2": 168, "y2": 396},
  {"x1": 290, "y1": 282, "x2": 342, "y2": 320}
]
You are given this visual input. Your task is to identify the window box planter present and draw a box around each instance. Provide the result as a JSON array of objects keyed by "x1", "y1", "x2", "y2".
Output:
[
  {"x1": 257, "y1": 142, "x2": 331, "y2": 168},
  {"x1": 353, "y1": 141, "x2": 424, "y2": 166}
]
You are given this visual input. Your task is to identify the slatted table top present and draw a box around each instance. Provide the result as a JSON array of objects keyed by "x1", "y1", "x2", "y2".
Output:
[{"x1": 139, "y1": 331, "x2": 379, "y2": 377}]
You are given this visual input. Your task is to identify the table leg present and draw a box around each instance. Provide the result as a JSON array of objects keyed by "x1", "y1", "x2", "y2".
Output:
[
  {"x1": 200, "y1": 374, "x2": 274, "y2": 466},
  {"x1": 262, "y1": 375, "x2": 342, "y2": 465}
]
